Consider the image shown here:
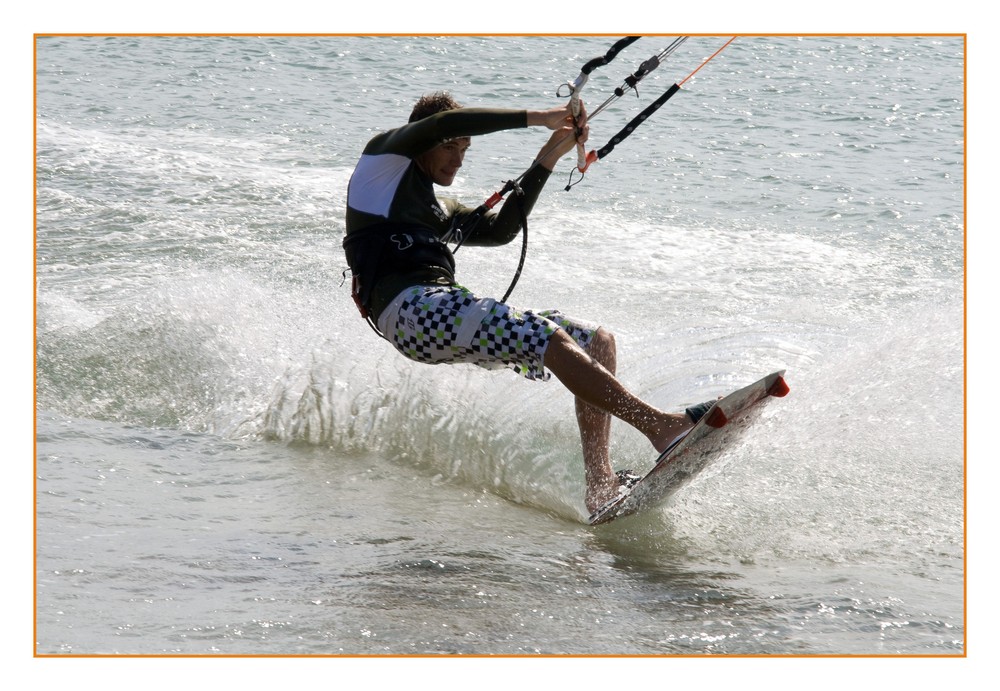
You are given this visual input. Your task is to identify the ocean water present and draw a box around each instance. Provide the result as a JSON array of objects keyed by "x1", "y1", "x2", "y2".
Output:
[{"x1": 34, "y1": 35, "x2": 964, "y2": 658}]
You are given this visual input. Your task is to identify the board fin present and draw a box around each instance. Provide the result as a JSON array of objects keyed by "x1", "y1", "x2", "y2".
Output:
[
  {"x1": 705, "y1": 405, "x2": 728, "y2": 428},
  {"x1": 767, "y1": 375, "x2": 790, "y2": 398}
]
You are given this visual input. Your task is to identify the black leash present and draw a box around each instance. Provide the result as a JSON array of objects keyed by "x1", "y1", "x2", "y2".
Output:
[
  {"x1": 501, "y1": 186, "x2": 529, "y2": 303},
  {"x1": 443, "y1": 179, "x2": 528, "y2": 303}
]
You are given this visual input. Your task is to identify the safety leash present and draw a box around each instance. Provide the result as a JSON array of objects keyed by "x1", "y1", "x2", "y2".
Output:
[{"x1": 440, "y1": 178, "x2": 527, "y2": 302}]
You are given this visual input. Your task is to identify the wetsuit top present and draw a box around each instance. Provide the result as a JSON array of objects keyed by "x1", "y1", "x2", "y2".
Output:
[{"x1": 344, "y1": 107, "x2": 554, "y2": 319}]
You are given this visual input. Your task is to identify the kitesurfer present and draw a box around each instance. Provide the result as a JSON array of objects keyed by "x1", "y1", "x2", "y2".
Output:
[{"x1": 344, "y1": 91, "x2": 711, "y2": 513}]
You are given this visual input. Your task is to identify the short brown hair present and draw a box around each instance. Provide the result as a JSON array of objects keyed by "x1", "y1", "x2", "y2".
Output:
[{"x1": 409, "y1": 91, "x2": 462, "y2": 123}]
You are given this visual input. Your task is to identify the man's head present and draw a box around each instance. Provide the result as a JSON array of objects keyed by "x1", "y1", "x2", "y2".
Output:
[
  {"x1": 411, "y1": 91, "x2": 470, "y2": 187},
  {"x1": 409, "y1": 91, "x2": 462, "y2": 122}
]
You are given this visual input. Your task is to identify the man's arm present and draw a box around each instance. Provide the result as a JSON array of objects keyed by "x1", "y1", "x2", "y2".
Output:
[
  {"x1": 372, "y1": 108, "x2": 528, "y2": 157},
  {"x1": 456, "y1": 102, "x2": 588, "y2": 246}
]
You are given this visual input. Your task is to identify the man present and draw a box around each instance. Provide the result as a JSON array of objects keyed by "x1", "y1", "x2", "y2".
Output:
[{"x1": 344, "y1": 91, "x2": 710, "y2": 515}]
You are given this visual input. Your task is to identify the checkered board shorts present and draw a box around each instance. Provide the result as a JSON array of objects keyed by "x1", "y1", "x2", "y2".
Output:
[{"x1": 379, "y1": 284, "x2": 598, "y2": 381}]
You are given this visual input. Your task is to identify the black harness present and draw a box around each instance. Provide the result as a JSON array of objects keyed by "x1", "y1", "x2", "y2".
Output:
[{"x1": 343, "y1": 222, "x2": 456, "y2": 329}]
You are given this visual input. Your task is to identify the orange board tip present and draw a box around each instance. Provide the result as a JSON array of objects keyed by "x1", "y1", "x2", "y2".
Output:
[
  {"x1": 705, "y1": 406, "x2": 728, "y2": 428},
  {"x1": 768, "y1": 376, "x2": 790, "y2": 398}
]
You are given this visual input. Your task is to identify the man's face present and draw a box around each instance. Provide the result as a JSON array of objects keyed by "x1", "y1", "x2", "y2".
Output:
[{"x1": 417, "y1": 137, "x2": 471, "y2": 186}]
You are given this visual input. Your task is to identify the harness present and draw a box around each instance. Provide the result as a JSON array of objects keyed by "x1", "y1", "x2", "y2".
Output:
[{"x1": 343, "y1": 222, "x2": 456, "y2": 331}]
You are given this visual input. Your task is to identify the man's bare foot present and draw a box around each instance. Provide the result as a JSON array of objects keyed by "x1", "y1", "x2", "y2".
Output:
[
  {"x1": 581, "y1": 399, "x2": 722, "y2": 515},
  {"x1": 585, "y1": 474, "x2": 622, "y2": 514},
  {"x1": 648, "y1": 412, "x2": 695, "y2": 454}
]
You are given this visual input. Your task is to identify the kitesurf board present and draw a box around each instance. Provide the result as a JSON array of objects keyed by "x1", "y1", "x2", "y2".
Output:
[{"x1": 588, "y1": 370, "x2": 789, "y2": 526}]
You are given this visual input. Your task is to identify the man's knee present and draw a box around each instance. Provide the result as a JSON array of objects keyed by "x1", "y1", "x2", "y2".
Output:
[{"x1": 590, "y1": 328, "x2": 617, "y2": 371}]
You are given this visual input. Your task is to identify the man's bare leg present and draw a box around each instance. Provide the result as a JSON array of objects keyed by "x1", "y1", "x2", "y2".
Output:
[
  {"x1": 544, "y1": 328, "x2": 692, "y2": 512},
  {"x1": 574, "y1": 329, "x2": 617, "y2": 513}
]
